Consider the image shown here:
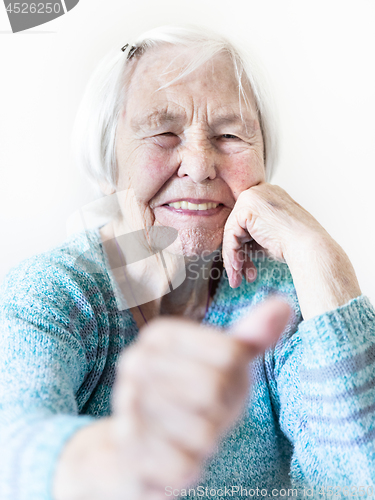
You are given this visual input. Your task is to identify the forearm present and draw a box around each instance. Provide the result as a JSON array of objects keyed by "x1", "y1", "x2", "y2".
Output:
[
  {"x1": 279, "y1": 295, "x2": 375, "y2": 489},
  {"x1": 284, "y1": 233, "x2": 361, "y2": 320}
]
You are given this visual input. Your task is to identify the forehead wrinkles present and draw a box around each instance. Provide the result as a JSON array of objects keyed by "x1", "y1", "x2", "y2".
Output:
[
  {"x1": 130, "y1": 103, "x2": 187, "y2": 130},
  {"x1": 124, "y1": 47, "x2": 259, "y2": 127},
  {"x1": 129, "y1": 102, "x2": 259, "y2": 135}
]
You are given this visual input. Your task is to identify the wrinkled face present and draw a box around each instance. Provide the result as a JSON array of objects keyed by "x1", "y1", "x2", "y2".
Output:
[{"x1": 115, "y1": 46, "x2": 265, "y2": 256}]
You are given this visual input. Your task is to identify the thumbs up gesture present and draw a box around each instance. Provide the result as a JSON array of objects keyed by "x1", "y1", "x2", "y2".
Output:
[{"x1": 110, "y1": 298, "x2": 291, "y2": 499}]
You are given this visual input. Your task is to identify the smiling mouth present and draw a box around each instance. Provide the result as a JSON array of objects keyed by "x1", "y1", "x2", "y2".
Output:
[{"x1": 162, "y1": 201, "x2": 223, "y2": 211}]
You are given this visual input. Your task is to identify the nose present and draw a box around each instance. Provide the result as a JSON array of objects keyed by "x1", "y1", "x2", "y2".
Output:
[{"x1": 177, "y1": 139, "x2": 217, "y2": 183}]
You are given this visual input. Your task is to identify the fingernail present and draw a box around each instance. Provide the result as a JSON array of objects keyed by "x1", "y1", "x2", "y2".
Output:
[
  {"x1": 226, "y1": 267, "x2": 234, "y2": 285},
  {"x1": 246, "y1": 268, "x2": 257, "y2": 283},
  {"x1": 232, "y1": 259, "x2": 241, "y2": 271},
  {"x1": 229, "y1": 268, "x2": 241, "y2": 288}
]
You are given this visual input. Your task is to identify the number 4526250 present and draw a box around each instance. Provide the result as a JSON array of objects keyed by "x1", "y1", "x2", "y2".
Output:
[{"x1": 6, "y1": 3, "x2": 61, "y2": 14}]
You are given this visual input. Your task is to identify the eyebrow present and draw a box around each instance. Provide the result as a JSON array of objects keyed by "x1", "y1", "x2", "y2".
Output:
[
  {"x1": 131, "y1": 110, "x2": 187, "y2": 131},
  {"x1": 130, "y1": 109, "x2": 259, "y2": 134},
  {"x1": 210, "y1": 112, "x2": 259, "y2": 133}
]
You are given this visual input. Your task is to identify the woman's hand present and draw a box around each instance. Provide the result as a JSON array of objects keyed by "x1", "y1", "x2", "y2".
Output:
[
  {"x1": 110, "y1": 298, "x2": 290, "y2": 499},
  {"x1": 222, "y1": 183, "x2": 326, "y2": 286},
  {"x1": 222, "y1": 183, "x2": 361, "y2": 319},
  {"x1": 53, "y1": 298, "x2": 291, "y2": 500}
]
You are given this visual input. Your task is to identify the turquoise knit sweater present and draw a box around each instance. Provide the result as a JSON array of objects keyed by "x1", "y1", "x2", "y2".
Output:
[{"x1": 0, "y1": 229, "x2": 374, "y2": 499}]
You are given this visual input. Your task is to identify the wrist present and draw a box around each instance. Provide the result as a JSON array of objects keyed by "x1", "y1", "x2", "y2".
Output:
[
  {"x1": 53, "y1": 418, "x2": 127, "y2": 500},
  {"x1": 283, "y1": 232, "x2": 361, "y2": 320},
  {"x1": 282, "y1": 229, "x2": 333, "y2": 265}
]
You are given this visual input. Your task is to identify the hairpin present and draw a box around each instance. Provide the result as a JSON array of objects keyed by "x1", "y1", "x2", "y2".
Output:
[{"x1": 121, "y1": 43, "x2": 138, "y2": 60}]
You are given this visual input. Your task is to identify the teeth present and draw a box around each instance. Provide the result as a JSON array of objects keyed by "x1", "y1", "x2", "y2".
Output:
[
  {"x1": 168, "y1": 201, "x2": 219, "y2": 210},
  {"x1": 169, "y1": 202, "x2": 181, "y2": 209},
  {"x1": 187, "y1": 202, "x2": 199, "y2": 211}
]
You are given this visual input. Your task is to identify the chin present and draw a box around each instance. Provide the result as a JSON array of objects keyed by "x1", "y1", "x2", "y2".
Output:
[{"x1": 176, "y1": 227, "x2": 223, "y2": 258}]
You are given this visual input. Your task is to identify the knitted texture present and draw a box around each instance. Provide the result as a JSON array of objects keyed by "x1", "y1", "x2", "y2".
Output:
[{"x1": 0, "y1": 229, "x2": 374, "y2": 499}]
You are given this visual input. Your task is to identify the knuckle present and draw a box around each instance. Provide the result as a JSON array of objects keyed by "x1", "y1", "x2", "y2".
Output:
[
  {"x1": 164, "y1": 449, "x2": 200, "y2": 487},
  {"x1": 141, "y1": 319, "x2": 172, "y2": 342},
  {"x1": 190, "y1": 420, "x2": 218, "y2": 456},
  {"x1": 120, "y1": 345, "x2": 148, "y2": 377},
  {"x1": 202, "y1": 368, "x2": 239, "y2": 412},
  {"x1": 206, "y1": 374, "x2": 226, "y2": 404},
  {"x1": 143, "y1": 318, "x2": 196, "y2": 349},
  {"x1": 216, "y1": 341, "x2": 242, "y2": 371},
  {"x1": 237, "y1": 189, "x2": 250, "y2": 202}
]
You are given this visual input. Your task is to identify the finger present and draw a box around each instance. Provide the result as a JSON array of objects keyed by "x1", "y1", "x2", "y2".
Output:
[
  {"x1": 136, "y1": 354, "x2": 228, "y2": 409},
  {"x1": 136, "y1": 353, "x2": 247, "y2": 422},
  {"x1": 225, "y1": 265, "x2": 243, "y2": 289},
  {"x1": 137, "y1": 434, "x2": 201, "y2": 489},
  {"x1": 222, "y1": 208, "x2": 255, "y2": 288},
  {"x1": 139, "y1": 318, "x2": 244, "y2": 369},
  {"x1": 231, "y1": 297, "x2": 292, "y2": 361},
  {"x1": 139, "y1": 387, "x2": 219, "y2": 456},
  {"x1": 243, "y1": 258, "x2": 257, "y2": 283},
  {"x1": 113, "y1": 411, "x2": 201, "y2": 489}
]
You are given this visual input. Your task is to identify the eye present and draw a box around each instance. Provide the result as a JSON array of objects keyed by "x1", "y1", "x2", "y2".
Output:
[
  {"x1": 221, "y1": 134, "x2": 239, "y2": 139},
  {"x1": 153, "y1": 132, "x2": 180, "y2": 148}
]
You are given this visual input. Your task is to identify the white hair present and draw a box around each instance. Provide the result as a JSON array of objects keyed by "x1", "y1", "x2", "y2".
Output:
[{"x1": 72, "y1": 25, "x2": 278, "y2": 192}]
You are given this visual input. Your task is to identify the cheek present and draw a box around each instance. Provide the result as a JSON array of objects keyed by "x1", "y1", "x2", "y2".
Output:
[
  {"x1": 142, "y1": 150, "x2": 169, "y2": 183},
  {"x1": 138, "y1": 149, "x2": 177, "y2": 199},
  {"x1": 222, "y1": 153, "x2": 265, "y2": 199},
  {"x1": 119, "y1": 147, "x2": 177, "y2": 202}
]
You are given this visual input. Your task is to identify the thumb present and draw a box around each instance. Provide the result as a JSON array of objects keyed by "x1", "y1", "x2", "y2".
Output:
[{"x1": 230, "y1": 297, "x2": 292, "y2": 360}]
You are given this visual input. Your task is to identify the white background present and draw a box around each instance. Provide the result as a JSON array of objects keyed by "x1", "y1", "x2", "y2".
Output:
[{"x1": 1, "y1": 0, "x2": 375, "y2": 303}]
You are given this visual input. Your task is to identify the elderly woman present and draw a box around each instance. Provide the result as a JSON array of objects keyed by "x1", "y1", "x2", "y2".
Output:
[{"x1": 0, "y1": 25, "x2": 374, "y2": 500}]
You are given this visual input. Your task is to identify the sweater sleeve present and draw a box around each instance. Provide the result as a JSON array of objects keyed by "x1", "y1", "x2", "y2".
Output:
[
  {"x1": 0, "y1": 255, "x2": 102, "y2": 500},
  {"x1": 275, "y1": 295, "x2": 375, "y2": 492}
]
